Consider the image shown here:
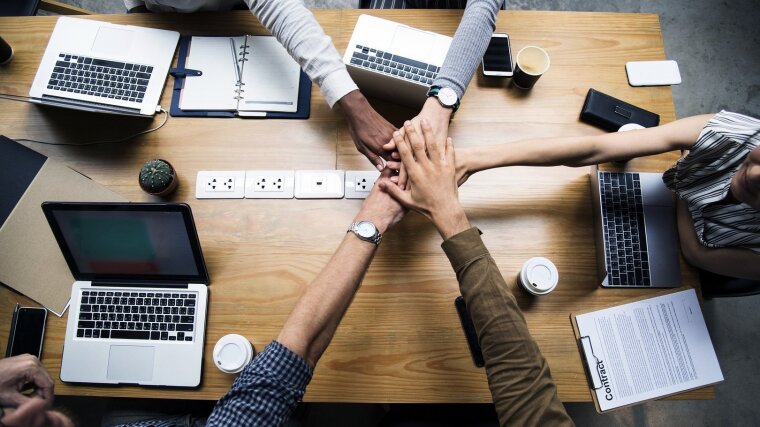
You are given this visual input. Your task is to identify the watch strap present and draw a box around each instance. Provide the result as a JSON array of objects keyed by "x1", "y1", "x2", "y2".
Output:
[
  {"x1": 427, "y1": 85, "x2": 460, "y2": 112},
  {"x1": 347, "y1": 221, "x2": 382, "y2": 245}
]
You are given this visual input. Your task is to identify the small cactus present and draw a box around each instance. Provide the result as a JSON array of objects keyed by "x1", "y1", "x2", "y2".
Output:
[{"x1": 139, "y1": 159, "x2": 178, "y2": 196}]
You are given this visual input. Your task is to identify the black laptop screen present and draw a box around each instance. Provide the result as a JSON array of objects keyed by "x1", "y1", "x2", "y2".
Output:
[{"x1": 42, "y1": 203, "x2": 208, "y2": 283}]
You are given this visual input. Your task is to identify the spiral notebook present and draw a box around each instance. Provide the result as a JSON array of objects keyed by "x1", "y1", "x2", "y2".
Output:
[{"x1": 170, "y1": 35, "x2": 311, "y2": 118}]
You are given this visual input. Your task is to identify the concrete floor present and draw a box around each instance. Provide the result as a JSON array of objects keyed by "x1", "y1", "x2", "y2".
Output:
[{"x1": 42, "y1": 0, "x2": 760, "y2": 426}]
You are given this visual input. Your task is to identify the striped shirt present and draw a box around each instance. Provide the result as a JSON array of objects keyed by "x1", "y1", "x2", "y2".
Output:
[{"x1": 662, "y1": 111, "x2": 760, "y2": 253}]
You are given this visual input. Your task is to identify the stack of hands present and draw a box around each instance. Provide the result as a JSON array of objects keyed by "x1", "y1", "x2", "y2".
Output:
[{"x1": 0, "y1": 355, "x2": 73, "y2": 427}]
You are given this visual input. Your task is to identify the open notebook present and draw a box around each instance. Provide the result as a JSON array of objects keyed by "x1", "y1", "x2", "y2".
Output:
[{"x1": 177, "y1": 35, "x2": 303, "y2": 116}]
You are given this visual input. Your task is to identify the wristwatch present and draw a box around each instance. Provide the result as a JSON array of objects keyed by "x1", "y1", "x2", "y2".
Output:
[
  {"x1": 347, "y1": 220, "x2": 382, "y2": 245},
  {"x1": 427, "y1": 85, "x2": 460, "y2": 112}
]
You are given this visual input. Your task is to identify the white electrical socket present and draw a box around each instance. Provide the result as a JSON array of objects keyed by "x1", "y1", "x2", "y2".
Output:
[
  {"x1": 244, "y1": 170, "x2": 295, "y2": 199},
  {"x1": 345, "y1": 170, "x2": 380, "y2": 199},
  {"x1": 294, "y1": 170, "x2": 345, "y2": 199},
  {"x1": 195, "y1": 171, "x2": 246, "y2": 199}
]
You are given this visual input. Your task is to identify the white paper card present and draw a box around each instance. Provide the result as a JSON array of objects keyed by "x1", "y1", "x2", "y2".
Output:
[
  {"x1": 238, "y1": 37, "x2": 300, "y2": 113},
  {"x1": 179, "y1": 36, "x2": 244, "y2": 111}
]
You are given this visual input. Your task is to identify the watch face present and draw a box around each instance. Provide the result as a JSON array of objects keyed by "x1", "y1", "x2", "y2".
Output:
[
  {"x1": 356, "y1": 221, "x2": 376, "y2": 238},
  {"x1": 438, "y1": 87, "x2": 458, "y2": 106}
]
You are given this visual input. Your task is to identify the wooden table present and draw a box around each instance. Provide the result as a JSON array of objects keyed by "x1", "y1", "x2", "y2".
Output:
[{"x1": 0, "y1": 10, "x2": 711, "y2": 402}]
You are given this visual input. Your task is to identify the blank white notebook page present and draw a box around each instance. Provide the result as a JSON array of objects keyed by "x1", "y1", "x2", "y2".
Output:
[
  {"x1": 179, "y1": 36, "x2": 243, "y2": 111},
  {"x1": 238, "y1": 37, "x2": 300, "y2": 113}
]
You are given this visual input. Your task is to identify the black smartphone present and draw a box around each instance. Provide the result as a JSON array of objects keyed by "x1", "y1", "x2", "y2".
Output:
[
  {"x1": 481, "y1": 33, "x2": 513, "y2": 77},
  {"x1": 454, "y1": 296, "x2": 485, "y2": 368},
  {"x1": 6, "y1": 304, "x2": 47, "y2": 359}
]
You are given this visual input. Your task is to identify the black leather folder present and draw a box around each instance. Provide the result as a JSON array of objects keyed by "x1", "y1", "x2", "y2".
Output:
[{"x1": 580, "y1": 88, "x2": 660, "y2": 131}]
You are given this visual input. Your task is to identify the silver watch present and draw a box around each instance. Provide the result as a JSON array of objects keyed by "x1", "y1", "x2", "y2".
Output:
[{"x1": 347, "y1": 221, "x2": 382, "y2": 245}]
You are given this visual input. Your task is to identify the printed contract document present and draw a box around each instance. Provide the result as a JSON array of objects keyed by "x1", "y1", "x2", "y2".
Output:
[{"x1": 575, "y1": 289, "x2": 723, "y2": 411}]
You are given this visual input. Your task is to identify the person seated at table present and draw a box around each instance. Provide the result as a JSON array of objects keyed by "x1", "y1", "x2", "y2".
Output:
[
  {"x1": 390, "y1": 111, "x2": 759, "y2": 280},
  {"x1": 125, "y1": 0, "x2": 397, "y2": 171},
  {"x1": 379, "y1": 120, "x2": 573, "y2": 426},
  {"x1": 0, "y1": 354, "x2": 74, "y2": 427}
]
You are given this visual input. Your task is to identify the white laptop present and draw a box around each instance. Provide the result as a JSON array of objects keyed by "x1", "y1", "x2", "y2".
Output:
[
  {"x1": 42, "y1": 202, "x2": 209, "y2": 387},
  {"x1": 29, "y1": 17, "x2": 179, "y2": 117},
  {"x1": 343, "y1": 15, "x2": 452, "y2": 108}
]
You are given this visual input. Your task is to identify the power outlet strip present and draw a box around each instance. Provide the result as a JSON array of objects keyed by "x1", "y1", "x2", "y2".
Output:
[
  {"x1": 245, "y1": 170, "x2": 295, "y2": 199},
  {"x1": 345, "y1": 170, "x2": 380, "y2": 199},
  {"x1": 196, "y1": 171, "x2": 246, "y2": 199},
  {"x1": 294, "y1": 170, "x2": 344, "y2": 199}
]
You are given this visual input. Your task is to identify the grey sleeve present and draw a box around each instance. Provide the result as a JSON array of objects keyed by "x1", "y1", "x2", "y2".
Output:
[{"x1": 432, "y1": 0, "x2": 503, "y2": 99}]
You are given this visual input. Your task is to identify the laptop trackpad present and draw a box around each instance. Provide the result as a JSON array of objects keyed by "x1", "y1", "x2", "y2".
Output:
[
  {"x1": 107, "y1": 345, "x2": 154, "y2": 382},
  {"x1": 92, "y1": 27, "x2": 135, "y2": 56}
]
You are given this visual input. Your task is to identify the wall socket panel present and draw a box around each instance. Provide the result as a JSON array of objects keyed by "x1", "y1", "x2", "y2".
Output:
[
  {"x1": 245, "y1": 170, "x2": 295, "y2": 199},
  {"x1": 345, "y1": 170, "x2": 380, "y2": 199},
  {"x1": 294, "y1": 170, "x2": 345, "y2": 199},
  {"x1": 196, "y1": 170, "x2": 246, "y2": 199}
]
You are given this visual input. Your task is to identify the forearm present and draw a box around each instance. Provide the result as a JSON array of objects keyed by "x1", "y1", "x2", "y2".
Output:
[
  {"x1": 246, "y1": 0, "x2": 357, "y2": 107},
  {"x1": 442, "y1": 228, "x2": 572, "y2": 426},
  {"x1": 433, "y1": 0, "x2": 502, "y2": 98},
  {"x1": 277, "y1": 234, "x2": 376, "y2": 366},
  {"x1": 676, "y1": 200, "x2": 760, "y2": 280}
]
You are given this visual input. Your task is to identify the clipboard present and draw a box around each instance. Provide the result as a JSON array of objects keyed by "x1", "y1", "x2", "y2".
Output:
[
  {"x1": 570, "y1": 287, "x2": 721, "y2": 413},
  {"x1": 168, "y1": 35, "x2": 311, "y2": 119}
]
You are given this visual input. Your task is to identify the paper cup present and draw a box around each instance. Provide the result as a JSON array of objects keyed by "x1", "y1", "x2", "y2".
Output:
[
  {"x1": 213, "y1": 334, "x2": 254, "y2": 374},
  {"x1": 519, "y1": 257, "x2": 559, "y2": 296}
]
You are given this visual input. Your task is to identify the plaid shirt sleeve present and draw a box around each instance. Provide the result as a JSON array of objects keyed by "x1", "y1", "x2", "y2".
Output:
[{"x1": 205, "y1": 340, "x2": 313, "y2": 427}]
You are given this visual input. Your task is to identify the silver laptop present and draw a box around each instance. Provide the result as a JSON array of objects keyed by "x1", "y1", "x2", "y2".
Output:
[
  {"x1": 42, "y1": 202, "x2": 209, "y2": 387},
  {"x1": 590, "y1": 168, "x2": 681, "y2": 288},
  {"x1": 343, "y1": 15, "x2": 452, "y2": 107},
  {"x1": 29, "y1": 17, "x2": 179, "y2": 117}
]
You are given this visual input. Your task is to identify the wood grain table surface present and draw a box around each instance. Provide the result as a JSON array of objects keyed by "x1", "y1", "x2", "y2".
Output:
[{"x1": 0, "y1": 10, "x2": 712, "y2": 402}]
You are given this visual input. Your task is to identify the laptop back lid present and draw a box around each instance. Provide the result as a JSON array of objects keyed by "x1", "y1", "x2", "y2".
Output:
[{"x1": 42, "y1": 202, "x2": 208, "y2": 286}]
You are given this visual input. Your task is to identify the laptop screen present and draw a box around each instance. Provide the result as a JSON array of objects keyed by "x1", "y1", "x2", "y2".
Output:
[{"x1": 42, "y1": 203, "x2": 208, "y2": 283}]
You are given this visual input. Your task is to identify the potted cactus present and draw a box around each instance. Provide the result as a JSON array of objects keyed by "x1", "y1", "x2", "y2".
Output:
[{"x1": 139, "y1": 159, "x2": 178, "y2": 196}]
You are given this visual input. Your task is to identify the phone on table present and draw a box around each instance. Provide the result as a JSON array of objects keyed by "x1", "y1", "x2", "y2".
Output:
[
  {"x1": 454, "y1": 296, "x2": 485, "y2": 368},
  {"x1": 6, "y1": 304, "x2": 47, "y2": 359},
  {"x1": 482, "y1": 33, "x2": 513, "y2": 77},
  {"x1": 625, "y1": 60, "x2": 682, "y2": 86}
]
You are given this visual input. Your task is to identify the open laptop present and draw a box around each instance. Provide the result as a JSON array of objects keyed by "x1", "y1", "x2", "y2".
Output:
[
  {"x1": 29, "y1": 17, "x2": 179, "y2": 117},
  {"x1": 343, "y1": 15, "x2": 452, "y2": 108},
  {"x1": 42, "y1": 202, "x2": 209, "y2": 387},
  {"x1": 590, "y1": 168, "x2": 681, "y2": 288}
]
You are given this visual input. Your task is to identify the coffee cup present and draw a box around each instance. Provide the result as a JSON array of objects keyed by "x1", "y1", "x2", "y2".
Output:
[
  {"x1": 512, "y1": 46, "x2": 550, "y2": 90},
  {"x1": 0, "y1": 36, "x2": 13, "y2": 65},
  {"x1": 213, "y1": 334, "x2": 254, "y2": 374},
  {"x1": 519, "y1": 257, "x2": 558, "y2": 296}
]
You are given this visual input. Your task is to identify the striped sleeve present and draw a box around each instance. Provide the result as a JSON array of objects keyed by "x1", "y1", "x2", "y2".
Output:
[{"x1": 663, "y1": 111, "x2": 760, "y2": 253}]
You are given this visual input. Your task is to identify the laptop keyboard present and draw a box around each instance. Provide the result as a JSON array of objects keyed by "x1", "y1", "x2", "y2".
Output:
[
  {"x1": 349, "y1": 45, "x2": 438, "y2": 85},
  {"x1": 76, "y1": 290, "x2": 197, "y2": 342},
  {"x1": 47, "y1": 53, "x2": 153, "y2": 103},
  {"x1": 599, "y1": 172, "x2": 651, "y2": 287}
]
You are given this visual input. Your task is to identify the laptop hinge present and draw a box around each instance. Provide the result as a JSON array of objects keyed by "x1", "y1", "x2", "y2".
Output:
[{"x1": 90, "y1": 281, "x2": 189, "y2": 288}]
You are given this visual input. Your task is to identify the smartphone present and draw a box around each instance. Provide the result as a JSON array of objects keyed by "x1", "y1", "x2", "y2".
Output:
[
  {"x1": 625, "y1": 60, "x2": 681, "y2": 86},
  {"x1": 454, "y1": 296, "x2": 485, "y2": 368},
  {"x1": 6, "y1": 305, "x2": 47, "y2": 359},
  {"x1": 482, "y1": 33, "x2": 513, "y2": 77}
]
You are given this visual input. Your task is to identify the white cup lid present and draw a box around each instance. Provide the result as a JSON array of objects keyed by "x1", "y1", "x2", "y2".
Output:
[
  {"x1": 618, "y1": 123, "x2": 645, "y2": 132},
  {"x1": 520, "y1": 257, "x2": 559, "y2": 295},
  {"x1": 213, "y1": 334, "x2": 253, "y2": 374}
]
